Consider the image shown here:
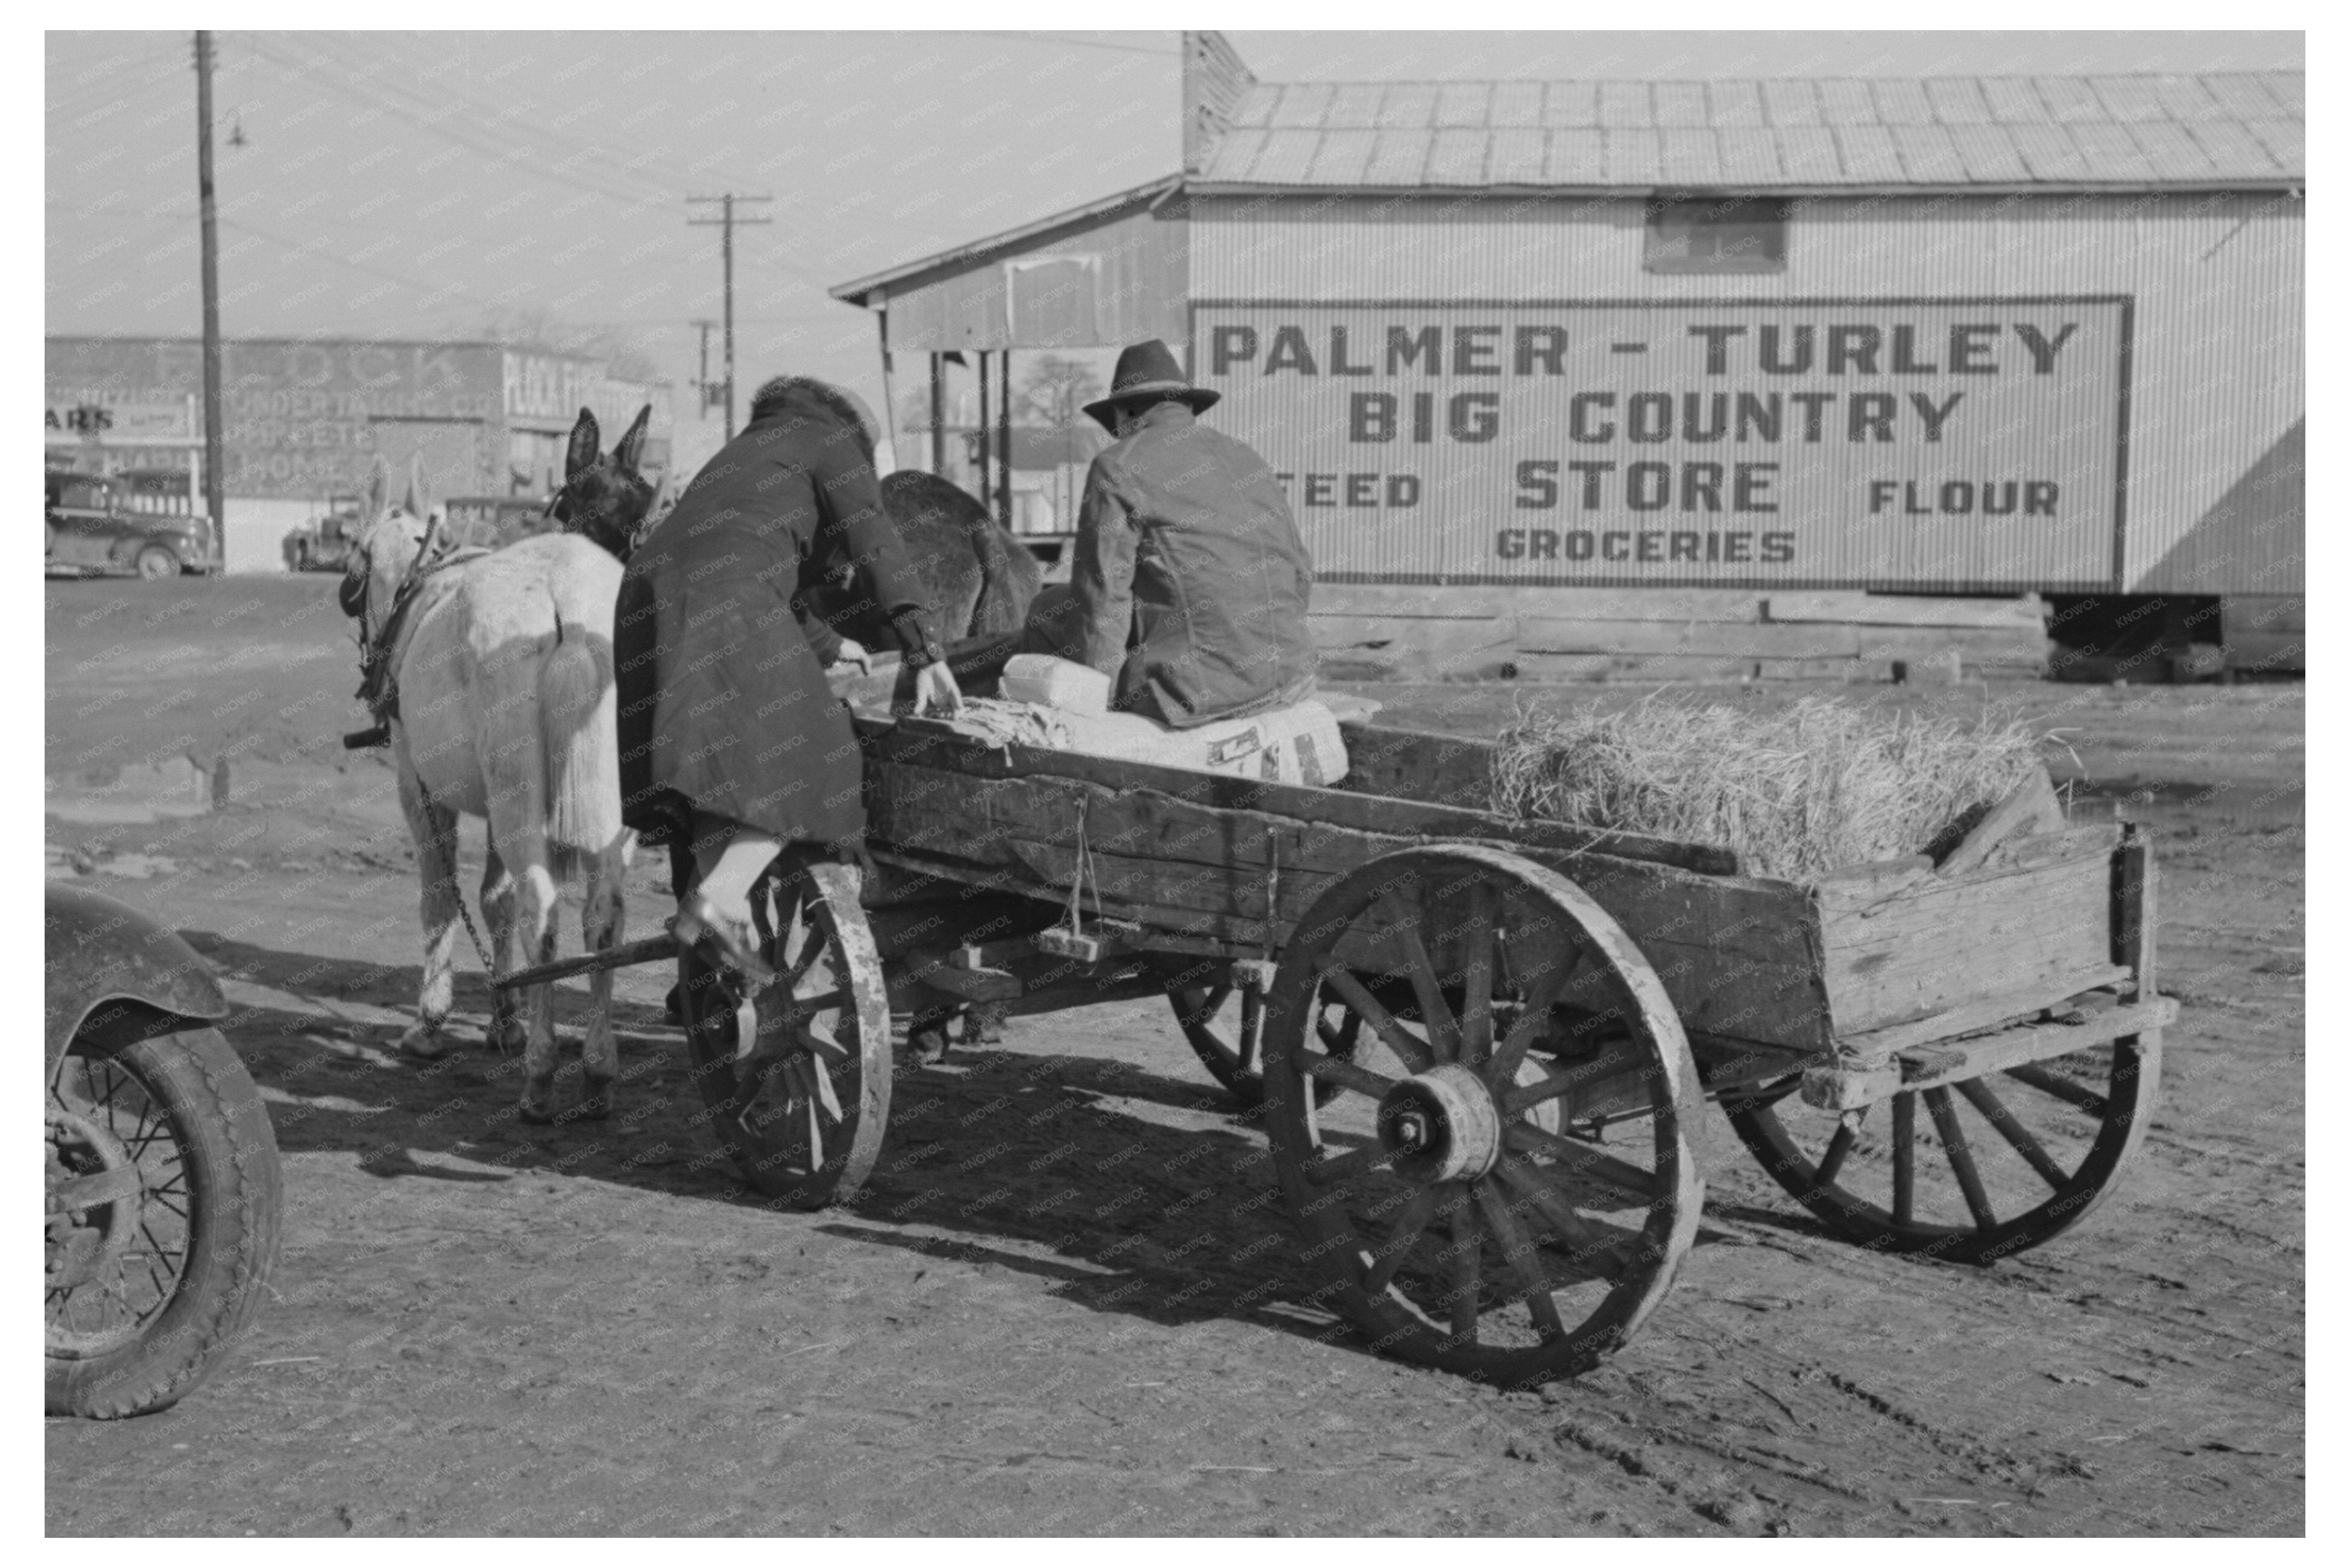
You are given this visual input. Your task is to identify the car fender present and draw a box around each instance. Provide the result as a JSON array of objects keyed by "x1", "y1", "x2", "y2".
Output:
[{"x1": 46, "y1": 884, "x2": 229, "y2": 1078}]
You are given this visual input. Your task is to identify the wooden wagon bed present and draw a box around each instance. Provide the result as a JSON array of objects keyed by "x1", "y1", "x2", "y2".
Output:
[
  {"x1": 859, "y1": 712, "x2": 2167, "y2": 1097},
  {"x1": 528, "y1": 672, "x2": 2168, "y2": 1385}
]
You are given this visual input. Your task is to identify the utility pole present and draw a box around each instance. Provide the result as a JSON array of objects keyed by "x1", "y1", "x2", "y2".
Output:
[
  {"x1": 686, "y1": 195, "x2": 771, "y2": 439},
  {"x1": 690, "y1": 317, "x2": 717, "y2": 416},
  {"x1": 194, "y1": 31, "x2": 226, "y2": 545}
]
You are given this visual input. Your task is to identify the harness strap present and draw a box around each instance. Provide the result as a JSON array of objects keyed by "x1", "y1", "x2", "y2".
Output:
[{"x1": 353, "y1": 543, "x2": 493, "y2": 729}]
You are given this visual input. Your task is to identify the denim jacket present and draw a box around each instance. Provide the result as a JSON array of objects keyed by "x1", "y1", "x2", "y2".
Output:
[{"x1": 1047, "y1": 401, "x2": 1317, "y2": 729}]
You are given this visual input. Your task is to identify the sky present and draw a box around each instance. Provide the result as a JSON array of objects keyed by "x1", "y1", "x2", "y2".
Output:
[{"x1": 46, "y1": 28, "x2": 2305, "y2": 465}]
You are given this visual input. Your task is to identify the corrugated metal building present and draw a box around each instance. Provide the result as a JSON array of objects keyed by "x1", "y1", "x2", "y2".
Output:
[
  {"x1": 45, "y1": 337, "x2": 673, "y2": 574},
  {"x1": 833, "y1": 33, "x2": 2303, "y2": 674}
]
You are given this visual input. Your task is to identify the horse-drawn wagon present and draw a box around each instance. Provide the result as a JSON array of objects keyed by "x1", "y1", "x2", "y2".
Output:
[{"x1": 511, "y1": 662, "x2": 2170, "y2": 1385}]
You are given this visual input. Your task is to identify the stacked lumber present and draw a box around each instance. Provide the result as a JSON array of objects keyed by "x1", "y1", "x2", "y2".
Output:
[
  {"x1": 1309, "y1": 584, "x2": 2050, "y2": 684},
  {"x1": 2222, "y1": 595, "x2": 2304, "y2": 675}
]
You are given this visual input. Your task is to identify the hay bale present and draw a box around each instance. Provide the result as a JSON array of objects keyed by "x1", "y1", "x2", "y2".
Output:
[{"x1": 1488, "y1": 694, "x2": 2054, "y2": 880}]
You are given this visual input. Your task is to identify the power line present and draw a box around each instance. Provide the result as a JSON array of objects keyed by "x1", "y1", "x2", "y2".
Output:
[
  {"x1": 931, "y1": 30, "x2": 1180, "y2": 57},
  {"x1": 242, "y1": 36, "x2": 678, "y2": 215},
  {"x1": 288, "y1": 30, "x2": 683, "y2": 200}
]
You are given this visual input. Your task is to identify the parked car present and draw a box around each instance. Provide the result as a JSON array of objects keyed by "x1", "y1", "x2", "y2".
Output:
[
  {"x1": 45, "y1": 884, "x2": 282, "y2": 1417},
  {"x1": 281, "y1": 494, "x2": 364, "y2": 573},
  {"x1": 45, "y1": 470, "x2": 221, "y2": 578}
]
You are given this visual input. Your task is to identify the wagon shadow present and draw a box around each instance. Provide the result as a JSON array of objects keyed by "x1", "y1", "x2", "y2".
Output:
[
  {"x1": 173, "y1": 929, "x2": 747, "y2": 1192},
  {"x1": 182, "y1": 929, "x2": 1748, "y2": 1366}
]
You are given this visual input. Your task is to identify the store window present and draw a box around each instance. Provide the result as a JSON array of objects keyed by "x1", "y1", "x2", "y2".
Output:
[{"x1": 1644, "y1": 198, "x2": 1789, "y2": 276}]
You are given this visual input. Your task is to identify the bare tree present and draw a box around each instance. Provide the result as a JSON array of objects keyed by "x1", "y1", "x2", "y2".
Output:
[
  {"x1": 1018, "y1": 354, "x2": 1103, "y2": 430},
  {"x1": 481, "y1": 306, "x2": 663, "y2": 384}
]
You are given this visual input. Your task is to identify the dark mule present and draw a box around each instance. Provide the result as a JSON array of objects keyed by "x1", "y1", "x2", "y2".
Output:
[
  {"x1": 746, "y1": 376, "x2": 1037, "y2": 645},
  {"x1": 871, "y1": 469, "x2": 1043, "y2": 642},
  {"x1": 552, "y1": 405, "x2": 659, "y2": 559},
  {"x1": 428, "y1": 405, "x2": 660, "y2": 560}
]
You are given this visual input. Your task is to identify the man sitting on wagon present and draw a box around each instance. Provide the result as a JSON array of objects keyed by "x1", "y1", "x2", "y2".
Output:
[{"x1": 1020, "y1": 339, "x2": 1319, "y2": 729}]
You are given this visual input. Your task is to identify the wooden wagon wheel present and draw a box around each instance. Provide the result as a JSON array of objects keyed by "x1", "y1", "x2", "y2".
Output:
[
  {"x1": 1726, "y1": 1026, "x2": 2162, "y2": 1265},
  {"x1": 677, "y1": 859, "x2": 892, "y2": 1209},
  {"x1": 1262, "y1": 846, "x2": 1704, "y2": 1385},
  {"x1": 1158, "y1": 959, "x2": 1357, "y2": 1108}
]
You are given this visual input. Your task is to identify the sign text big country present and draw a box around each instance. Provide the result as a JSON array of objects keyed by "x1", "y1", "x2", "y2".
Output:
[{"x1": 1192, "y1": 299, "x2": 2129, "y2": 589}]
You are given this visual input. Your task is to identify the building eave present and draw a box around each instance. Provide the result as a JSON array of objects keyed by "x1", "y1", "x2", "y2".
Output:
[
  {"x1": 829, "y1": 174, "x2": 1185, "y2": 307},
  {"x1": 1183, "y1": 179, "x2": 2305, "y2": 201}
]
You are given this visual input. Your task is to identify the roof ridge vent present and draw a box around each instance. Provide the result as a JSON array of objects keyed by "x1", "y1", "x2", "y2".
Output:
[{"x1": 1183, "y1": 30, "x2": 1259, "y2": 175}]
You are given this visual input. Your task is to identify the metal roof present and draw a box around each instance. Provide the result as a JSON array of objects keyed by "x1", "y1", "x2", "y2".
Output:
[
  {"x1": 830, "y1": 175, "x2": 1181, "y2": 305},
  {"x1": 1193, "y1": 71, "x2": 2303, "y2": 192}
]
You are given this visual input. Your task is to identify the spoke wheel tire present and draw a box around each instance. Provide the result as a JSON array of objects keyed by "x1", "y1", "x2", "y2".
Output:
[
  {"x1": 1728, "y1": 1028, "x2": 2162, "y2": 1264},
  {"x1": 46, "y1": 1025, "x2": 283, "y2": 1418},
  {"x1": 1161, "y1": 966, "x2": 1354, "y2": 1109},
  {"x1": 1263, "y1": 846, "x2": 1704, "y2": 1386},
  {"x1": 134, "y1": 546, "x2": 178, "y2": 580},
  {"x1": 678, "y1": 861, "x2": 892, "y2": 1209}
]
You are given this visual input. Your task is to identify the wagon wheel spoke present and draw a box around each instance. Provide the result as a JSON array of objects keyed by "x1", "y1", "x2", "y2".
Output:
[
  {"x1": 779, "y1": 916, "x2": 833, "y2": 995},
  {"x1": 1445, "y1": 1193, "x2": 1483, "y2": 1341},
  {"x1": 2004, "y1": 1061, "x2": 2109, "y2": 1118},
  {"x1": 1376, "y1": 883, "x2": 1460, "y2": 1062},
  {"x1": 1814, "y1": 1112, "x2": 1863, "y2": 1187},
  {"x1": 1316, "y1": 1011, "x2": 1363, "y2": 1057},
  {"x1": 1891, "y1": 1092, "x2": 1917, "y2": 1227},
  {"x1": 1360, "y1": 1183, "x2": 1448, "y2": 1297},
  {"x1": 1455, "y1": 879, "x2": 1501, "y2": 1067},
  {"x1": 1316, "y1": 964, "x2": 1433, "y2": 1073},
  {"x1": 1503, "y1": 1121, "x2": 1659, "y2": 1203},
  {"x1": 1473, "y1": 1183, "x2": 1567, "y2": 1341},
  {"x1": 1922, "y1": 1086, "x2": 1999, "y2": 1231},
  {"x1": 1175, "y1": 984, "x2": 1234, "y2": 1030},
  {"x1": 1953, "y1": 1076, "x2": 2068, "y2": 1189},
  {"x1": 1485, "y1": 946, "x2": 1584, "y2": 1091},
  {"x1": 1500, "y1": 1035, "x2": 1643, "y2": 1116},
  {"x1": 1297, "y1": 1050, "x2": 1396, "y2": 1101},
  {"x1": 1496, "y1": 1155, "x2": 1629, "y2": 1277}
]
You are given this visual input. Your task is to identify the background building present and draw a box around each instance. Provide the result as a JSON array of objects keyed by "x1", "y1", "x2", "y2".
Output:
[
  {"x1": 45, "y1": 336, "x2": 673, "y2": 574},
  {"x1": 835, "y1": 32, "x2": 2303, "y2": 678}
]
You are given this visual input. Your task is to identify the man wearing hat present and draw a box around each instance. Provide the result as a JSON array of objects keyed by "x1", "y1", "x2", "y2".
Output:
[{"x1": 1026, "y1": 338, "x2": 1317, "y2": 728}]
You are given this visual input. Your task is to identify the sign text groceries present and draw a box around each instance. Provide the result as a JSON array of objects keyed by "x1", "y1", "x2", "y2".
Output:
[{"x1": 1195, "y1": 303, "x2": 2124, "y2": 581}]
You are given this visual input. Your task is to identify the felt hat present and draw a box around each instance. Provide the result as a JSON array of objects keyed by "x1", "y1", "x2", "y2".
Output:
[{"x1": 1082, "y1": 339, "x2": 1219, "y2": 432}]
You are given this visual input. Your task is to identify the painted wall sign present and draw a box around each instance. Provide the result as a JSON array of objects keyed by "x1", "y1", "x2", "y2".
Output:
[
  {"x1": 44, "y1": 400, "x2": 195, "y2": 442},
  {"x1": 46, "y1": 340, "x2": 504, "y2": 499},
  {"x1": 1191, "y1": 299, "x2": 2130, "y2": 589}
]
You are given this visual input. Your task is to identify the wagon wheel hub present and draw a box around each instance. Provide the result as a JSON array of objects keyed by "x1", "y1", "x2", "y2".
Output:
[{"x1": 1377, "y1": 1063, "x2": 1503, "y2": 1184}]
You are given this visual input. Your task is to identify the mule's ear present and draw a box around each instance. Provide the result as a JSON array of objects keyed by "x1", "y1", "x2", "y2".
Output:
[
  {"x1": 565, "y1": 407, "x2": 602, "y2": 480},
  {"x1": 364, "y1": 454, "x2": 392, "y2": 523},
  {"x1": 613, "y1": 404, "x2": 652, "y2": 475},
  {"x1": 403, "y1": 452, "x2": 431, "y2": 519}
]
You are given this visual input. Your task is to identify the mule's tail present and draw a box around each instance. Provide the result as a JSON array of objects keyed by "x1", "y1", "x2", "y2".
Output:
[{"x1": 539, "y1": 600, "x2": 625, "y2": 884}]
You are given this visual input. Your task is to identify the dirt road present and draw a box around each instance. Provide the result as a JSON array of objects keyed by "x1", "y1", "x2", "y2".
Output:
[{"x1": 45, "y1": 577, "x2": 2304, "y2": 1535}]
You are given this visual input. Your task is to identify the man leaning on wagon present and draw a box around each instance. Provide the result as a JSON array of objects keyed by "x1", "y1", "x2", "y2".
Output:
[{"x1": 1023, "y1": 338, "x2": 1319, "y2": 727}]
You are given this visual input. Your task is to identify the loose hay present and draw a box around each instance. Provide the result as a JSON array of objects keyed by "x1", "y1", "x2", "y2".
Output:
[{"x1": 1489, "y1": 694, "x2": 2055, "y2": 880}]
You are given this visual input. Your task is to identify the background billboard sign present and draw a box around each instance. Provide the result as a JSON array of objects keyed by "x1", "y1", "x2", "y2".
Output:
[{"x1": 1193, "y1": 298, "x2": 2130, "y2": 589}]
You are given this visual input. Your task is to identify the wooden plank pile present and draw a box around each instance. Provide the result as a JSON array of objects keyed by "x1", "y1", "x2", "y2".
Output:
[{"x1": 1309, "y1": 584, "x2": 2050, "y2": 685}]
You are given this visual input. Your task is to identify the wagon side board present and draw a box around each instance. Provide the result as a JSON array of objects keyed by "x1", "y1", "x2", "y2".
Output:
[
  {"x1": 859, "y1": 719, "x2": 1833, "y2": 1055},
  {"x1": 1811, "y1": 823, "x2": 2126, "y2": 1038},
  {"x1": 861, "y1": 716, "x2": 1739, "y2": 876}
]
